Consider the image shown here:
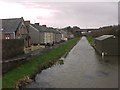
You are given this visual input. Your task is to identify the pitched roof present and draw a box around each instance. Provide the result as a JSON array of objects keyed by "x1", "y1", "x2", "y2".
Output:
[
  {"x1": 40, "y1": 25, "x2": 50, "y2": 32},
  {"x1": 95, "y1": 35, "x2": 114, "y2": 41},
  {"x1": 2, "y1": 17, "x2": 23, "y2": 32},
  {"x1": 48, "y1": 28, "x2": 61, "y2": 34},
  {"x1": 27, "y1": 24, "x2": 39, "y2": 32},
  {"x1": 31, "y1": 24, "x2": 52, "y2": 32},
  {"x1": 30, "y1": 24, "x2": 46, "y2": 32},
  {"x1": 30, "y1": 24, "x2": 61, "y2": 34}
]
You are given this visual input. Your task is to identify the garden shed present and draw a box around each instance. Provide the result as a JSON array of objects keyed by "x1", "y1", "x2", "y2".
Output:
[{"x1": 94, "y1": 35, "x2": 118, "y2": 56}]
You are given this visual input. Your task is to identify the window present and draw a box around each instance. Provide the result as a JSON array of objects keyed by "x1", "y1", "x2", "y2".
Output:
[{"x1": 5, "y1": 33, "x2": 11, "y2": 39}]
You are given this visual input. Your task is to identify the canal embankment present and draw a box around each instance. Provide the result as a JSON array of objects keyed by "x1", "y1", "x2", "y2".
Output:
[
  {"x1": 25, "y1": 36, "x2": 118, "y2": 88},
  {"x1": 2, "y1": 37, "x2": 80, "y2": 89},
  {"x1": 87, "y1": 35, "x2": 119, "y2": 56}
]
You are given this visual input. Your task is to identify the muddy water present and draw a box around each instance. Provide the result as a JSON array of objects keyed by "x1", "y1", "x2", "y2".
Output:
[{"x1": 26, "y1": 37, "x2": 118, "y2": 88}]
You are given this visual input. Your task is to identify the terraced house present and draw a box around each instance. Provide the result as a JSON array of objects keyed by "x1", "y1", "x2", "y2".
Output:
[
  {"x1": 48, "y1": 27, "x2": 62, "y2": 44},
  {"x1": 59, "y1": 29, "x2": 68, "y2": 41},
  {"x1": 25, "y1": 21, "x2": 40, "y2": 45},
  {"x1": 26, "y1": 22, "x2": 53, "y2": 46},
  {"x1": 1, "y1": 17, "x2": 31, "y2": 47},
  {"x1": 26, "y1": 21, "x2": 62, "y2": 46},
  {"x1": 40, "y1": 25, "x2": 54, "y2": 46}
]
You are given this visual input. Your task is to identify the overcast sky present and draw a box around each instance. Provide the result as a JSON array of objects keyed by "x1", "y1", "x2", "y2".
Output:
[{"x1": 0, "y1": 0, "x2": 119, "y2": 28}]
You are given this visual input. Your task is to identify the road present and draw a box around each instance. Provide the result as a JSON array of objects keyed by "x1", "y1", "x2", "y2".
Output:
[{"x1": 26, "y1": 36, "x2": 118, "y2": 88}]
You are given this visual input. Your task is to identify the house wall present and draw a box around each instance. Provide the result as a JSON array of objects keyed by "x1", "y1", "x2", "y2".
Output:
[
  {"x1": 61, "y1": 34, "x2": 64, "y2": 39},
  {"x1": 29, "y1": 25, "x2": 40, "y2": 45},
  {"x1": 46, "y1": 32, "x2": 51, "y2": 43},
  {"x1": 60, "y1": 31, "x2": 68, "y2": 41},
  {"x1": 102, "y1": 37, "x2": 118, "y2": 55},
  {"x1": 59, "y1": 33, "x2": 62, "y2": 41},
  {"x1": 15, "y1": 21, "x2": 28, "y2": 39},
  {"x1": 44, "y1": 32, "x2": 47, "y2": 44},
  {"x1": 2, "y1": 32, "x2": 15, "y2": 39},
  {"x1": 94, "y1": 40, "x2": 103, "y2": 54},
  {"x1": 44, "y1": 32, "x2": 54, "y2": 44},
  {"x1": 16, "y1": 21, "x2": 31, "y2": 47},
  {"x1": 55, "y1": 33, "x2": 62, "y2": 43},
  {"x1": 39, "y1": 32, "x2": 44, "y2": 44},
  {"x1": 95, "y1": 37, "x2": 118, "y2": 55},
  {"x1": 50, "y1": 32, "x2": 54, "y2": 43},
  {"x1": 53, "y1": 33, "x2": 56, "y2": 43}
]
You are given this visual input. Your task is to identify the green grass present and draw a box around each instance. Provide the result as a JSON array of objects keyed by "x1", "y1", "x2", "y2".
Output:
[
  {"x1": 87, "y1": 36, "x2": 95, "y2": 45},
  {"x1": 3, "y1": 37, "x2": 80, "y2": 88}
]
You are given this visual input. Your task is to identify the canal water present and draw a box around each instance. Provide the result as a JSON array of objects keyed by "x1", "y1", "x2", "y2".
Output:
[{"x1": 26, "y1": 37, "x2": 118, "y2": 88}]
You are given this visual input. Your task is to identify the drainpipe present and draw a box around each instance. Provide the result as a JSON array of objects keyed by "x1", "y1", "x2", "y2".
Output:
[
  {"x1": 13, "y1": 32, "x2": 15, "y2": 39},
  {"x1": 102, "y1": 52, "x2": 104, "y2": 59}
]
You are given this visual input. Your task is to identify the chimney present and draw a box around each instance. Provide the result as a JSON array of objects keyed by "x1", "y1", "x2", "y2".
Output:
[
  {"x1": 25, "y1": 21, "x2": 30, "y2": 26},
  {"x1": 21, "y1": 17, "x2": 24, "y2": 19},
  {"x1": 35, "y1": 23, "x2": 39, "y2": 26},
  {"x1": 42, "y1": 25, "x2": 46, "y2": 27}
]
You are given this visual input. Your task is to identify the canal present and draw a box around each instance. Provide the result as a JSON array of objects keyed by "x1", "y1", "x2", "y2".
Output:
[{"x1": 26, "y1": 37, "x2": 118, "y2": 88}]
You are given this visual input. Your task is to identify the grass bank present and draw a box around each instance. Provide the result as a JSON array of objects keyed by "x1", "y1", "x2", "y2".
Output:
[
  {"x1": 3, "y1": 37, "x2": 80, "y2": 88},
  {"x1": 87, "y1": 36, "x2": 95, "y2": 46}
]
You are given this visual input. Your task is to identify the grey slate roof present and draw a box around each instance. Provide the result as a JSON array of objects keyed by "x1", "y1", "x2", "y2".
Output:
[
  {"x1": 30, "y1": 24, "x2": 62, "y2": 34},
  {"x1": 28, "y1": 24, "x2": 39, "y2": 32},
  {"x1": 95, "y1": 35, "x2": 114, "y2": 41},
  {"x1": 31, "y1": 24, "x2": 56, "y2": 33},
  {"x1": 40, "y1": 25, "x2": 50, "y2": 32},
  {"x1": 48, "y1": 28, "x2": 61, "y2": 34},
  {"x1": 31, "y1": 24, "x2": 48, "y2": 32},
  {"x1": 2, "y1": 17, "x2": 23, "y2": 32}
]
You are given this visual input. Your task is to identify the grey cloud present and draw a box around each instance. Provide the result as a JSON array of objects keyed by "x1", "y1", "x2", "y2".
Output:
[
  {"x1": 39, "y1": 2, "x2": 118, "y2": 28},
  {"x1": 2, "y1": 1, "x2": 118, "y2": 28}
]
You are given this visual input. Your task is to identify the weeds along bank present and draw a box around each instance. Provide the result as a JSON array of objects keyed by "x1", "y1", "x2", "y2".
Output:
[
  {"x1": 2, "y1": 37, "x2": 80, "y2": 89},
  {"x1": 87, "y1": 36, "x2": 95, "y2": 46}
]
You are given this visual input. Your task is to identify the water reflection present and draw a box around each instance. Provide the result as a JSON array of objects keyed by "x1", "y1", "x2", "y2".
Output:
[{"x1": 26, "y1": 37, "x2": 118, "y2": 88}]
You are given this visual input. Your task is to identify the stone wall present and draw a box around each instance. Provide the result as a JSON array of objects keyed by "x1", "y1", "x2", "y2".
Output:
[{"x1": 2, "y1": 39, "x2": 24, "y2": 61}]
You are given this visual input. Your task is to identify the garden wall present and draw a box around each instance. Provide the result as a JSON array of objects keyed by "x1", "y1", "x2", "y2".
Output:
[{"x1": 2, "y1": 39, "x2": 24, "y2": 61}]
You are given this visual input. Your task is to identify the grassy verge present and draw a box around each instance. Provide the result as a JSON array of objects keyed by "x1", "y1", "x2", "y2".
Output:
[
  {"x1": 3, "y1": 37, "x2": 80, "y2": 88},
  {"x1": 87, "y1": 36, "x2": 95, "y2": 46}
]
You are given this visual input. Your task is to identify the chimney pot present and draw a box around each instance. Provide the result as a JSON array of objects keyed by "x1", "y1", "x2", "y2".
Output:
[
  {"x1": 42, "y1": 25, "x2": 46, "y2": 27},
  {"x1": 35, "y1": 23, "x2": 39, "y2": 26},
  {"x1": 25, "y1": 21, "x2": 30, "y2": 25}
]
